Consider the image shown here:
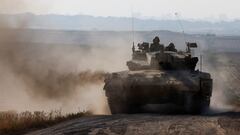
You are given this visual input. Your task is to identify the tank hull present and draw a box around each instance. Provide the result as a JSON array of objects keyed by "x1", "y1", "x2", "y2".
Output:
[{"x1": 104, "y1": 70, "x2": 212, "y2": 114}]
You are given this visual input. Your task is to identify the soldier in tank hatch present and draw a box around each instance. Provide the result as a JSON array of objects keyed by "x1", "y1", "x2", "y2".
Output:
[
  {"x1": 165, "y1": 42, "x2": 177, "y2": 52},
  {"x1": 150, "y1": 36, "x2": 164, "y2": 52}
]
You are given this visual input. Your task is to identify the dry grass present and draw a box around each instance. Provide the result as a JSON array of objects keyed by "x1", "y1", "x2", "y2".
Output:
[{"x1": 0, "y1": 110, "x2": 92, "y2": 135}]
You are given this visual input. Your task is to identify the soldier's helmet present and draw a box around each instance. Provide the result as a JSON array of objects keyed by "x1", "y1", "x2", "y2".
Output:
[
  {"x1": 153, "y1": 36, "x2": 160, "y2": 44},
  {"x1": 169, "y1": 42, "x2": 175, "y2": 48}
]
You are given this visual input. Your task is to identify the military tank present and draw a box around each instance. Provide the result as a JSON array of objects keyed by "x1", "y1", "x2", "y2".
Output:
[{"x1": 104, "y1": 37, "x2": 213, "y2": 114}]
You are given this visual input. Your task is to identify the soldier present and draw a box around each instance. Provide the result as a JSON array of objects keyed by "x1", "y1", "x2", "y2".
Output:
[
  {"x1": 165, "y1": 42, "x2": 177, "y2": 52},
  {"x1": 150, "y1": 36, "x2": 164, "y2": 52}
]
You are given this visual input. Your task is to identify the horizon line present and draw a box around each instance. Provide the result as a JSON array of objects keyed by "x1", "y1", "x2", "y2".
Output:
[{"x1": 0, "y1": 12, "x2": 240, "y2": 23}]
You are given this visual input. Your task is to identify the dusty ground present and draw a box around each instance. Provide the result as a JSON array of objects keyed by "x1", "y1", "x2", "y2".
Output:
[{"x1": 27, "y1": 112, "x2": 240, "y2": 135}]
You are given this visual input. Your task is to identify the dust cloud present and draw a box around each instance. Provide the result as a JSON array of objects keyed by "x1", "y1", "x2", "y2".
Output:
[
  {"x1": 0, "y1": 1, "x2": 131, "y2": 114},
  {"x1": 204, "y1": 52, "x2": 240, "y2": 112},
  {"x1": 0, "y1": 31, "x2": 130, "y2": 114}
]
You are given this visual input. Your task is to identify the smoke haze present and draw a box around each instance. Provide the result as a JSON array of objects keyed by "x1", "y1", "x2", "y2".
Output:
[
  {"x1": 0, "y1": 1, "x2": 130, "y2": 113},
  {"x1": 204, "y1": 52, "x2": 240, "y2": 112},
  {"x1": 0, "y1": 32, "x2": 130, "y2": 114}
]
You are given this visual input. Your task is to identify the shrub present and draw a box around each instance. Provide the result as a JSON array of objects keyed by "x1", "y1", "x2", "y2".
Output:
[{"x1": 0, "y1": 110, "x2": 92, "y2": 135}]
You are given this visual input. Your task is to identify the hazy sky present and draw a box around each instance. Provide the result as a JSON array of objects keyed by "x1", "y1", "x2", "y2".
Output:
[{"x1": 1, "y1": 0, "x2": 240, "y2": 20}]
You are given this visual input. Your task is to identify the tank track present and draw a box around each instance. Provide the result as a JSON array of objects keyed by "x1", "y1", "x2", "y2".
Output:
[
  {"x1": 104, "y1": 77, "x2": 141, "y2": 114},
  {"x1": 184, "y1": 93, "x2": 210, "y2": 114}
]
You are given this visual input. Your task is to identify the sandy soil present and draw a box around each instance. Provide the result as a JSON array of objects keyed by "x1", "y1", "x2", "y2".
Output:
[{"x1": 27, "y1": 113, "x2": 240, "y2": 135}]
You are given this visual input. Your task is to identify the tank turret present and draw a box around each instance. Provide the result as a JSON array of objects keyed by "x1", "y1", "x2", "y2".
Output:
[{"x1": 127, "y1": 41, "x2": 199, "y2": 71}]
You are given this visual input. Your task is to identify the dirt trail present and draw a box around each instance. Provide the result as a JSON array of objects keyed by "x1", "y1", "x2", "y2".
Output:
[{"x1": 27, "y1": 113, "x2": 240, "y2": 135}]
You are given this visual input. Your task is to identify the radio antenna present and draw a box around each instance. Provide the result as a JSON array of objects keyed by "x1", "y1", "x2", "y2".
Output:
[
  {"x1": 131, "y1": 5, "x2": 135, "y2": 48},
  {"x1": 175, "y1": 12, "x2": 186, "y2": 44}
]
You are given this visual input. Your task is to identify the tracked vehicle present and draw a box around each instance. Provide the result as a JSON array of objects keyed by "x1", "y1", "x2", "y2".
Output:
[{"x1": 104, "y1": 37, "x2": 213, "y2": 114}]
